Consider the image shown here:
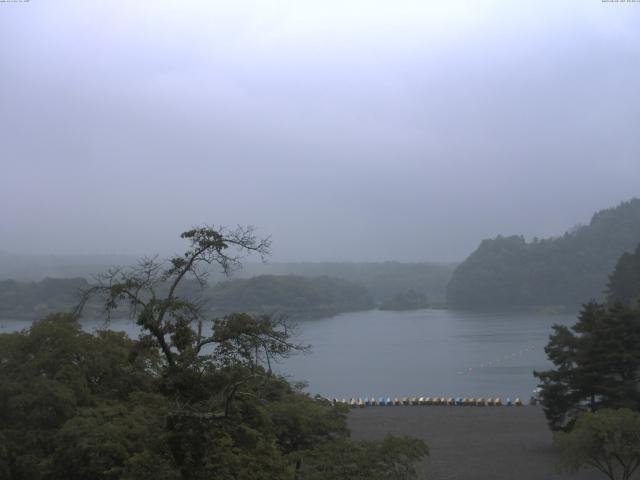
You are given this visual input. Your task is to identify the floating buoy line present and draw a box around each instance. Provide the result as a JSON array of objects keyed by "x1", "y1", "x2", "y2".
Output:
[
  {"x1": 457, "y1": 345, "x2": 538, "y2": 375},
  {"x1": 330, "y1": 396, "x2": 527, "y2": 407}
]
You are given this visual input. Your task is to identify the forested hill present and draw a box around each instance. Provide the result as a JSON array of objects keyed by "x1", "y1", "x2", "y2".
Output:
[
  {"x1": 0, "y1": 275, "x2": 373, "y2": 321},
  {"x1": 0, "y1": 277, "x2": 90, "y2": 320},
  {"x1": 232, "y1": 262, "x2": 456, "y2": 305},
  {"x1": 447, "y1": 198, "x2": 640, "y2": 309},
  {"x1": 0, "y1": 257, "x2": 456, "y2": 306},
  {"x1": 206, "y1": 275, "x2": 373, "y2": 318}
]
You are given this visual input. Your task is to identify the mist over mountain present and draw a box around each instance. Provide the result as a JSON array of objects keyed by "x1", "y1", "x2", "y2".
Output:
[
  {"x1": 447, "y1": 198, "x2": 640, "y2": 309},
  {"x1": 2, "y1": 2, "x2": 640, "y2": 263},
  {"x1": 0, "y1": 252, "x2": 138, "y2": 281},
  {"x1": 0, "y1": 259, "x2": 454, "y2": 320}
]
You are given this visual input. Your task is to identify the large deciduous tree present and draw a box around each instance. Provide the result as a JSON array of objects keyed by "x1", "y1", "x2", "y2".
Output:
[
  {"x1": 77, "y1": 225, "x2": 274, "y2": 368},
  {"x1": 64, "y1": 224, "x2": 427, "y2": 480},
  {"x1": 0, "y1": 226, "x2": 429, "y2": 479}
]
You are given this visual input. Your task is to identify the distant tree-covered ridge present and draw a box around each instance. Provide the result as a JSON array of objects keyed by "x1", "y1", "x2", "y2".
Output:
[
  {"x1": 0, "y1": 257, "x2": 457, "y2": 306},
  {"x1": 233, "y1": 261, "x2": 456, "y2": 305},
  {"x1": 0, "y1": 277, "x2": 91, "y2": 320},
  {"x1": 379, "y1": 289, "x2": 430, "y2": 311},
  {"x1": 0, "y1": 274, "x2": 373, "y2": 321},
  {"x1": 204, "y1": 274, "x2": 374, "y2": 318},
  {"x1": 447, "y1": 198, "x2": 640, "y2": 309}
]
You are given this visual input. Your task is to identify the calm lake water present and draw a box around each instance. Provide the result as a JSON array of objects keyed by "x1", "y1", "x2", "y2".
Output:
[{"x1": 0, "y1": 309, "x2": 577, "y2": 400}]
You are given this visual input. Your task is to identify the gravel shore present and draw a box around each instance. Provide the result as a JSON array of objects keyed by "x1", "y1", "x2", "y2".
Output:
[{"x1": 348, "y1": 406, "x2": 606, "y2": 480}]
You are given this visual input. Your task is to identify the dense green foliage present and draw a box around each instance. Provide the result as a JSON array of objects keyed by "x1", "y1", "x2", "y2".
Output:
[
  {"x1": 555, "y1": 409, "x2": 640, "y2": 480},
  {"x1": 0, "y1": 313, "x2": 169, "y2": 479},
  {"x1": 379, "y1": 290, "x2": 429, "y2": 311},
  {"x1": 447, "y1": 199, "x2": 640, "y2": 309},
  {"x1": 534, "y1": 302, "x2": 640, "y2": 431},
  {"x1": 607, "y1": 242, "x2": 640, "y2": 308},
  {"x1": 0, "y1": 314, "x2": 413, "y2": 479},
  {"x1": 0, "y1": 226, "x2": 428, "y2": 479},
  {"x1": 206, "y1": 275, "x2": 373, "y2": 318}
]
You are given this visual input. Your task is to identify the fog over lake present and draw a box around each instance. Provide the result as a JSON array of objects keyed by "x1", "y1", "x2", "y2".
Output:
[{"x1": 1, "y1": 309, "x2": 576, "y2": 400}]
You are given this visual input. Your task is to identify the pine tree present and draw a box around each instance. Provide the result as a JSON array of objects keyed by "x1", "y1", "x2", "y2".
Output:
[{"x1": 534, "y1": 302, "x2": 640, "y2": 431}]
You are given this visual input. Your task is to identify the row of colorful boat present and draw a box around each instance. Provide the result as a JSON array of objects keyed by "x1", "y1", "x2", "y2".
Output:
[{"x1": 333, "y1": 396, "x2": 524, "y2": 407}]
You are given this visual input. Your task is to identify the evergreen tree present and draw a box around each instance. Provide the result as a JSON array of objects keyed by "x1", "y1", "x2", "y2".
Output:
[
  {"x1": 534, "y1": 302, "x2": 640, "y2": 431},
  {"x1": 607, "y1": 242, "x2": 640, "y2": 308}
]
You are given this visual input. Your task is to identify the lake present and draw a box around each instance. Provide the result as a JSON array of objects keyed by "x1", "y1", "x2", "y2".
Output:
[{"x1": 0, "y1": 309, "x2": 577, "y2": 400}]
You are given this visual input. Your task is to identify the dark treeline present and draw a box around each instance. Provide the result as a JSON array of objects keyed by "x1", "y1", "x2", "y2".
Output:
[
  {"x1": 0, "y1": 257, "x2": 456, "y2": 306},
  {"x1": 447, "y1": 198, "x2": 640, "y2": 309},
  {"x1": 203, "y1": 275, "x2": 374, "y2": 318},
  {"x1": 0, "y1": 275, "x2": 374, "y2": 321},
  {"x1": 233, "y1": 262, "x2": 456, "y2": 305},
  {"x1": 379, "y1": 290, "x2": 430, "y2": 311},
  {"x1": 0, "y1": 277, "x2": 91, "y2": 320},
  {"x1": 0, "y1": 262, "x2": 456, "y2": 320}
]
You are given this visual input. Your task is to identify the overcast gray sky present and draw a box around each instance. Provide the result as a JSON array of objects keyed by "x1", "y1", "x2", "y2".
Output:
[{"x1": 0, "y1": 0, "x2": 639, "y2": 262}]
